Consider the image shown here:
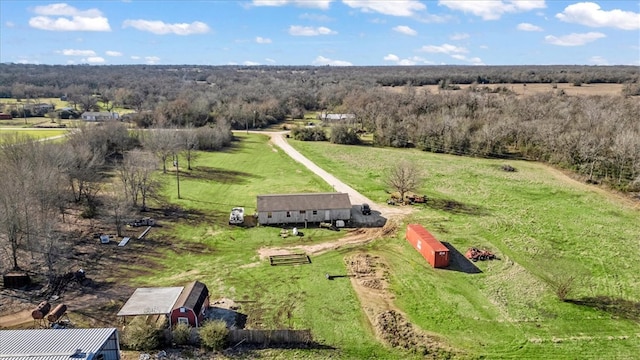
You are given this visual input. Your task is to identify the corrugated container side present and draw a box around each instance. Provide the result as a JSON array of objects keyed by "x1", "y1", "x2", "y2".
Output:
[{"x1": 406, "y1": 224, "x2": 450, "y2": 268}]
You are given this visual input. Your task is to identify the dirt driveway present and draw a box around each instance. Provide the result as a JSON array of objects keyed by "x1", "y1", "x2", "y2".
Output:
[{"x1": 264, "y1": 131, "x2": 411, "y2": 220}]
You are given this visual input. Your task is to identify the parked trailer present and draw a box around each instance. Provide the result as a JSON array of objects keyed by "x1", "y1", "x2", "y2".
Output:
[{"x1": 405, "y1": 224, "x2": 449, "y2": 268}]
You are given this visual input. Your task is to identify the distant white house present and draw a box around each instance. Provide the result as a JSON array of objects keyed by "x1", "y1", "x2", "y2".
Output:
[
  {"x1": 0, "y1": 328, "x2": 121, "y2": 360},
  {"x1": 318, "y1": 113, "x2": 356, "y2": 122},
  {"x1": 81, "y1": 112, "x2": 119, "y2": 121}
]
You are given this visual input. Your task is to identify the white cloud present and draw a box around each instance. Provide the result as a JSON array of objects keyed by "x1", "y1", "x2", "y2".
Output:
[
  {"x1": 393, "y1": 25, "x2": 417, "y2": 36},
  {"x1": 130, "y1": 55, "x2": 141, "y2": 60},
  {"x1": 145, "y1": 56, "x2": 160, "y2": 64},
  {"x1": 517, "y1": 22, "x2": 543, "y2": 31},
  {"x1": 589, "y1": 56, "x2": 609, "y2": 65},
  {"x1": 6, "y1": 21, "x2": 15, "y2": 28},
  {"x1": 29, "y1": 3, "x2": 110, "y2": 31},
  {"x1": 29, "y1": 15, "x2": 111, "y2": 31},
  {"x1": 83, "y1": 56, "x2": 105, "y2": 64},
  {"x1": 419, "y1": 43, "x2": 468, "y2": 54},
  {"x1": 252, "y1": 0, "x2": 332, "y2": 9},
  {"x1": 449, "y1": 33, "x2": 469, "y2": 40},
  {"x1": 123, "y1": 19, "x2": 210, "y2": 35},
  {"x1": 244, "y1": 61, "x2": 261, "y2": 66},
  {"x1": 105, "y1": 50, "x2": 123, "y2": 57},
  {"x1": 450, "y1": 54, "x2": 484, "y2": 65},
  {"x1": 289, "y1": 25, "x2": 336, "y2": 36},
  {"x1": 60, "y1": 49, "x2": 96, "y2": 56},
  {"x1": 556, "y1": 2, "x2": 640, "y2": 30},
  {"x1": 439, "y1": 0, "x2": 546, "y2": 20},
  {"x1": 312, "y1": 56, "x2": 352, "y2": 66},
  {"x1": 265, "y1": 58, "x2": 276, "y2": 63},
  {"x1": 383, "y1": 54, "x2": 434, "y2": 65},
  {"x1": 384, "y1": 54, "x2": 400, "y2": 62},
  {"x1": 343, "y1": 0, "x2": 426, "y2": 17},
  {"x1": 256, "y1": 36, "x2": 272, "y2": 44},
  {"x1": 545, "y1": 32, "x2": 605, "y2": 46},
  {"x1": 32, "y1": 3, "x2": 103, "y2": 17}
]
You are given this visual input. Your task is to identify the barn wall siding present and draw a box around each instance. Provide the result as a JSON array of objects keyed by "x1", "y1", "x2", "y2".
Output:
[{"x1": 258, "y1": 208, "x2": 351, "y2": 225}]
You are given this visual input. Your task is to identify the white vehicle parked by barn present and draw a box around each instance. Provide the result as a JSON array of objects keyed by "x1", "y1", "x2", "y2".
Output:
[{"x1": 229, "y1": 207, "x2": 245, "y2": 225}]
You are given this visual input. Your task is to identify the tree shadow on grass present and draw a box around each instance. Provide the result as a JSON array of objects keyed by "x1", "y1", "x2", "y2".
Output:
[
  {"x1": 441, "y1": 242, "x2": 482, "y2": 274},
  {"x1": 182, "y1": 166, "x2": 261, "y2": 184},
  {"x1": 423, "y1": 197, "x2": 489, "y2": 216},
  {"x1": 565, "y1": 296, "x2": 640, "y2": 322}
]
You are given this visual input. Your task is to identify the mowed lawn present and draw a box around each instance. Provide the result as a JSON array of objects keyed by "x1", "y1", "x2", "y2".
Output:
[
  {"x1": 289, "y1": 140, "x2": 640, "y2": 359},
  {"x1": 131, "y1": 133, "x2": 406, "y2": 359},
  {"x1": 0, "y1": 128, "x2": 69, "y2": 141}
]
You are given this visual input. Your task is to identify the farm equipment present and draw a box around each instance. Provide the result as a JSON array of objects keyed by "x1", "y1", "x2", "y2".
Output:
[
  {"x1": 128, "y1": 217, "x2": 155, "y2": 227},
  {"x1": 229, "y1": 207, "x2": 245, "y2": 225},
  {"x1": 465, "y1": 247, "x2": 497, "y2": 262},
  {"x1": 387, "y1": 192, "x2": 428, "y2": 205}
]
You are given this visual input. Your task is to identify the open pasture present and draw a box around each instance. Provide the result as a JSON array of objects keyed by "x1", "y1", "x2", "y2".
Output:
[
  {"x1": 289, "y1": 139, "x2": 640, "y2": 358},
  {"x1": 385, "y1": 83, "x2": 626, "y2": 96}
]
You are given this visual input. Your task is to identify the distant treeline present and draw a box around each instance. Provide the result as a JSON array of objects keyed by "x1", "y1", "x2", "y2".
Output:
[
  {"x1": 0, "y1": 64, "x2": 638, "y2": 99},
  {"x1": 0, "y1": 63, "x2": 638, "y2": 191}
]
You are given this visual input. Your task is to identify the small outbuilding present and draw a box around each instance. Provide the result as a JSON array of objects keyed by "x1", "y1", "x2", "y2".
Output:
[
  {"x1": 256, "y1": 192, "x2": 351, "y2": 226},
  {"x1": 81, "y1": 112, "x2": 119, "y2": 121},
  {"x1": 0, "y1": 328, "x2": 121, "y2": 360},
  {"x1": 170, "y1": 281, "x2": 210, "y2": 328},
  {"x1": 117, "y1": 286, "x2": 184, "y2": 325}
]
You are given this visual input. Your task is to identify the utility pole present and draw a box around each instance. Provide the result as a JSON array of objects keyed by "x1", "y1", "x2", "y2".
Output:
[{"x1": 174, "y1": 153, "x2": 181, "y2": 199}]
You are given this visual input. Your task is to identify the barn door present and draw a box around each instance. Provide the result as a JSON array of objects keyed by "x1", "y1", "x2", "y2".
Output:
[{"x1": 324, "y1": 210, "x2": 331, "y2": 221}]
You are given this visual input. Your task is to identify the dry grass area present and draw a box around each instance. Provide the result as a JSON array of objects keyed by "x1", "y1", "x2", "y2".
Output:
[{"x1": 386, "y1": 83, "x2": 625, "y2": 96}]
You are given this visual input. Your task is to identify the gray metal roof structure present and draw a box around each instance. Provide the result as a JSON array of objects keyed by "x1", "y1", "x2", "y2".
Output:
[
  {"x1": 116, "y1": 287, "x2": 183, "y2": 316},
  {"x1": 0, "y1": 328, "x2": 117, "y2": 360},
  {"x1": 257, "y1": 193, "x2": 351, "y2": 212}
]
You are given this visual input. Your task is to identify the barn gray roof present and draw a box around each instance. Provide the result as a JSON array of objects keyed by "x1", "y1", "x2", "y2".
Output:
[
  {"x1": 257, "y1": 193, "x2": 351, "y2": 212},
  {"x1": 117, "y1": 287, "x2": 183, "y2": 316},
  {"x1": 0, "y1": 328, "x2": 117, "y2": 360}
]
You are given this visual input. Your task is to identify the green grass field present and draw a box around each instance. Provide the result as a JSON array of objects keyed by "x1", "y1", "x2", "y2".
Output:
[
  {"x1": 0, "y1": 129, "x2": 69, "y2": 141},
  {"x1": 128, "y1": 133, "x2": 639, "y2": 359},
  {"x1": 289, "y1": 140, "x2": 640, "y2": 359}
]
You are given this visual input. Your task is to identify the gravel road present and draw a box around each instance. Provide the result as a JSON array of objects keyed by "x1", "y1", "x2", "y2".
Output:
[{"x1": 263, "y1": 131, "x2": 411, "y2": 220}]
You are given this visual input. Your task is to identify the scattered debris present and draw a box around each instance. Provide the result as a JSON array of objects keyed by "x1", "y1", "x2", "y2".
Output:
[
  {"x1": 128, "y1": 217, "x2": 156, "y2": 227},
  {"x1": 465, "y1": 247, "x2": 498, "y2": 262}
]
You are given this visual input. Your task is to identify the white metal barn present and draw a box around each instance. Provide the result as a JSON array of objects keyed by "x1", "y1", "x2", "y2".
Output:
[
  {"x1": 0, "y1": 328, "x2": 121, "y2": 360},
  {"x1": 256, "y1": 192, "x2": 352, "y2": 226}
]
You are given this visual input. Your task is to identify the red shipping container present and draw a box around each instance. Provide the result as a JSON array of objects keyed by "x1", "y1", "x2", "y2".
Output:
[{"x1": 405, "y1": 224, "x2": 450, "y2": 268}]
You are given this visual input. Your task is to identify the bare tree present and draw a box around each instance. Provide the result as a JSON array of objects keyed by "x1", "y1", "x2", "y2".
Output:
[
  {"x1": 118, "y1": 149, "x2": 158, "y2": 210},
  {"x1": 141, "y1": 127, "x2": 181, "y2": 173},
  {"x1": 385, "y1": 160, "x2": 422, "y2": 202}
]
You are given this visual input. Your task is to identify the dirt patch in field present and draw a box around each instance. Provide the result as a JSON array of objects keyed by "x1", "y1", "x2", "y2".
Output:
[
  {"x1": 346, "y1": 253, "x2": 456, "y2": 358},
  {"x1": 257, "y1": 219, "x2": 399, "y2": 260}
]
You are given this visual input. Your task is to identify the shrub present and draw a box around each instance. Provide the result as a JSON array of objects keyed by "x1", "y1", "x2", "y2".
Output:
[
  {"x1": 171, "y1": 323, "x2": 192, "y2": 346},
  {"x1": 330, "y1": 124, "x2": 360, "y2": 145},
  {"x1": 501, "y1": 164, "x2": 516, "y2": 172},
  {"x1": 198, "y1": 320, "x2": 229, "y2": 351},
  {"x1": 291, "y1": 126, "x2": 327, "y2": 141},
  {"x1": 122, "y1": 317, "x2": 161, "y2": 351}
]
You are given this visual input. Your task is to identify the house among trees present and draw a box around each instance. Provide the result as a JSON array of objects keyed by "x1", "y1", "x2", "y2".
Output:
[
  {"x1": 170, "y1": 280, "x2": 210, "y2": 328},
  {"x1": 256, "y1": 192, "x2": 352, "y2": 226},
  {"x1": 0, "y1": 328, "x2": 121, "y2": 360},
  {"x1": 318, "y1": 112, "x2": 356, "y2": 122},
  {"x1": 81, "y1": 111, "x2": 119, "y2": 121}
]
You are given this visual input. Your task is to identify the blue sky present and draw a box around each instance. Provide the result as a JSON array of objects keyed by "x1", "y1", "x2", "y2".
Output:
[{"x1": 1, "y1": 1, "x2": 638, "y2": 66}]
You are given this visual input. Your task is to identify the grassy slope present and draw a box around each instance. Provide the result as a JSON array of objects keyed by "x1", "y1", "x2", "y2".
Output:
[
  {"x1": 0, "y1": 129, "x2": 69, "y2": 140},
  {"x1": 289, "y1": 140, "x2": 640, "y2": 359},
  {"x1": 133, "y1": 133, "x2": 407, "y2": 359}
]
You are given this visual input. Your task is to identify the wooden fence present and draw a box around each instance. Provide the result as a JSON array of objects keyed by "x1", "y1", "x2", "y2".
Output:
[{"x1": 228, "y1": 329, "x2": 312, "y2": 345}]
